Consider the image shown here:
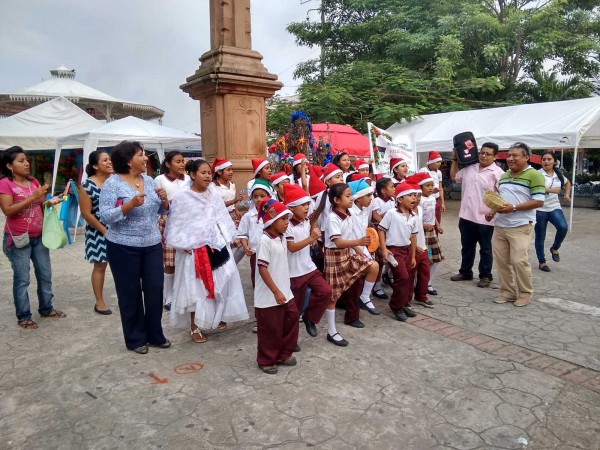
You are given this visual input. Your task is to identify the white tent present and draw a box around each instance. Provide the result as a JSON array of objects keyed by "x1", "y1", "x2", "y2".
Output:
[
  {"x1": 0, "y1": 96, "x2": 100, "y2": 150},
  {"x1": 387, "y1": 96, "x2": 600, "y2": 231}
]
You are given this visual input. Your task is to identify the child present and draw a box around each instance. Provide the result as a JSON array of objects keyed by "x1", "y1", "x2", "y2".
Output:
[
  {"x1": 406, "y1": 181, "x2": 433, "y2": 308},
  {"x1": 419, "y1": 151, "x2": 445, "y2": 227},
  {"x1": 291, "y1": 154, "x2": 309, "y2": 192},
  {"x1": 254, "y1": 198, "x2": 298, "y2": 374},
  {"x1": 165, "y1": 159, "x2": 249, "y2": 343},
  {"x1": 154, "y1": 151, "x2": 190, "y2": 311},
  {"x1": 283, "y1": 183, "x2": 331, "y2": 338},
  {"x1": 237, "y1": 179, "x2": 273, "y2": 287},
  {"x1": 270, "y1": 171, "x2": 290, "y2": 202},
  {"x1": 348, "y1": 179, "x2": 380, "y2": 313},
  {"x1": 390, "y1": 157, "x2": 408, "y2": 185},
  {"x1": 371, "y1": 176, "x2": 396, "y2": 295},
  {"x1": 354, "y1": 158, "x2": 370, "y2": 175},
  {"x1": 212, "y1": 158, "x2": 242, "y2": 225},
  {"x1": 413, "y1": 172, "x2": 444, "y2": 296},
  {"x1": 247, "y1": 158, "x2": 273, "y2": 194},
  {"x1": 324, "y1": 183, "x2": 380, "y2": 341},
  {"x1": 377, "y1": 183, "x2": 419, "y2": 321}
]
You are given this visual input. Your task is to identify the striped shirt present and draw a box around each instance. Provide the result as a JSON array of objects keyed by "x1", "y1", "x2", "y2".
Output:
[{"x1": 495, "y1": 166, "x2": 545, "y2": 227}]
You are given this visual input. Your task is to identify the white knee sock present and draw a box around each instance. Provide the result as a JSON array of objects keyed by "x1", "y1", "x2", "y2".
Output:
[
  {"x1": 429, "y1": 263, "x2": 438, "y2": 288},
  {"x1": 164, "y1": 273, "x2": 174, "y2": 305},
  {"x1": 360, "y1": 280, "x2": 375, "y2": 305},
  {"x1": 326, "y1": 308, "x2": 343, "y2": 340}
]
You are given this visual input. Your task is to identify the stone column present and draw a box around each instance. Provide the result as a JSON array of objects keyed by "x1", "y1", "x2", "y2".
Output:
[{"x1": 181, "y1": 0, "x2": 282, "y2": 188}]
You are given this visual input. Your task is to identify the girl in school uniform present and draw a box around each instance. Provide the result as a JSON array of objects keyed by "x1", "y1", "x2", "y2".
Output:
[
  {"x1": 371, "y1": 176, "x2": 396, "y2": 296},
  {"x1": 246, "y1": 158, "x2": 273, "y2": 194},
  {"x1": 324, "y1": 183, "x2": 380, "y2": 344},
  {"x1": 154, "y1": 151, "x2": 190, "y2": 311},
  {"x1": 377, "y1": 183, "x2": 419, "y2": 322},
  {"x1": 283, "y1": 183, "x2": 331, "y2": 339},
  {"x1": 270, "y1": 171, "x2": 290, "y2": 202},
  {"x1": 354, "y1": 158, "x2": 370, "y2": 176},
  {"x1": 291, "y1": 154, "x2": 310, "y2": 192},
  {"x1": 165, "y1": 159, "x2": 249, "y2": 343},
  {"x1": 254, "y1": 199, "x2": 298, "y2": 374},
  {"x1": 390, "y1": 157, "x2": 409, "y2": 185},
  {"x1": 212, "y1": 158, "x2": 242, "y2": 225},
  {"x1": 332, "y1": 152, "x2": 354, "y2": 182}
]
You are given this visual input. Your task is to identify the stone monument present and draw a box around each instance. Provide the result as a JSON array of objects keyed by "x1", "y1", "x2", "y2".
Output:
[{"x1": 181, "y1": 0, "x2": 282, "y2": 188}]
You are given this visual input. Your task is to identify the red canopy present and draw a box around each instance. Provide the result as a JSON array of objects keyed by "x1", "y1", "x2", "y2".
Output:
[{"x1": 268, "y1": 123, "x2": 371, "y2": 158}]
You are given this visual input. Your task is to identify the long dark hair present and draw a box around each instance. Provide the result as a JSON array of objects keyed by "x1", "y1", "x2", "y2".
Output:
[
  {"x1": 332, "y1": 152, "x2": 355, "y2": 172},
  {"x1": 186, "y1": 159, "x2": 210, "y2": 180},
  {"x1": 85, "y1": 149, "x2": 109, "y2": 177},
  {"x1": 160, "y1": 151, "x2": 183, "y2": 175},
  {"x1": 0, "y1": 146, "x2": 28, "y2": 180},
  {"x1": 328, "y1": 182, "x2": 350, "y2": 206},
  {"x1": 541, "y1": 152, "x2": 566, "y2": 188}
]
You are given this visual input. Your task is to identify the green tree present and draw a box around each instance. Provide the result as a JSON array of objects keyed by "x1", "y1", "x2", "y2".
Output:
[{"x1": 519, "y1": 70, "x2": 594, "y2": 102}]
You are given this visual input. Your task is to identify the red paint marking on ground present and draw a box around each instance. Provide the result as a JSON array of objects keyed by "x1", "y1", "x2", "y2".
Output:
[
  {"x1": 174, "y1": 362, "x2": 205, "y2": 375},
  {"x1": 148, "y1": 373, "x2": 168, "y2": 384}
]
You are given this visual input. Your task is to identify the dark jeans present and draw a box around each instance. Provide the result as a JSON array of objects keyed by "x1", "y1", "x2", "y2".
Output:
[
  {"x1": 3, "y1": 233, "x2": 54, "y2": 321},
  {"x1": 458, "y1": 218, "x2": 494, "y2": 280},
  {"x1": 107, "y1": 241, "x2": 166, "y2": 350},
  {"x1": 535, "y1": 209, "x2": 568, "y2": 264}
]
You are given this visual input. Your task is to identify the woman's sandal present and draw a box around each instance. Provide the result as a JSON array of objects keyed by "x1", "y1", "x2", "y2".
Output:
[
  {"x1": 217, "y1": 321, "x2": 227, "y2": 330},
  {"x1": 42, "y1": 310, "x2": 67, "y2": 318},
  {"x1": 191, "y1": 328, "x2": 208, "y2": 343},
  {"x1": 17, "y1": 319, "x2": 38, "y2": 330}
]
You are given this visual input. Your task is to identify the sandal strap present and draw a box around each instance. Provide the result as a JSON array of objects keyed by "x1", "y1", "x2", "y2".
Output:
[{"x1": 191, "y1": 328, "x2": 203, "y2": 336}]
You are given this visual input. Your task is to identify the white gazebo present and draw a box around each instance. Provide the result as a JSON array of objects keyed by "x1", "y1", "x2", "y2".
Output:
[{"x1": 0, "y1": 66, "x2": 164, "y2": 122}]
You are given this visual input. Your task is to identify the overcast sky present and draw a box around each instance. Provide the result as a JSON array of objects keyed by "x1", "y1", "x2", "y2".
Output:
[{"x1": 0, "y1": 0, "x2": 321, "y2": 133}]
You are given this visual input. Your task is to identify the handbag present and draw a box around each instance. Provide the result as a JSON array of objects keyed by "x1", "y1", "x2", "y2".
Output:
[
  {"x1": 205, "y1": 245, "x2": 230, "y2": 269},
  {"x1": 42, "y1": 205, "x2": 67, "y2": 249}
]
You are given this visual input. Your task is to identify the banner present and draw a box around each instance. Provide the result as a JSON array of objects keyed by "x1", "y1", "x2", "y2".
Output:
[{"x1": 368, "y1": 122, "x2": 416, "y2": 176}]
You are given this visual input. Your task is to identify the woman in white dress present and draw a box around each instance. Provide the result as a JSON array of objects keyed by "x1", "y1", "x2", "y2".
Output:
[{"x1": 165, "y1": 159, "x2": 249, "y2": 343}]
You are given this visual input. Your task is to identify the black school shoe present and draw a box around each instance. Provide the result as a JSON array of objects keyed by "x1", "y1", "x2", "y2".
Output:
[
  {"x1": 427, "y1": 287, "x2": 438, "y2": 296},
  {"x1": 393, "y1": 310, "x2": 408, "y2": 322},
  {"x1": 359, "y1": 300, "x2": 381, "y2": 315},
  {"x1": 294, "y1": 344, "x2": 301, "y2": 352},
  {"x1": 372, "y1": 289, "x2": 388, "y2": 300},
  {"x1": 346, "y1": 319, "x2": 365, "y2": 328},
  {"x1": 303, "y1": 316, "x2": 318, "y2": 337},
  {"x1": 403, "y1": 307, "x2": 417, "y2": 318},
  {"x1": 327, "y1": 333, "x2": 349, "y2": 347},
  {"x1": 382, "y1": 273, "x2": 393, "y2": 287}
]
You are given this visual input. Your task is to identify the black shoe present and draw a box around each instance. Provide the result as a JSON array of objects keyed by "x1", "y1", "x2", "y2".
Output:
[
  {"x1": 450, "y1": 273, "x2": 473, "y2": 281},
  {"x1": 94, "y1": 305, "x2": 112, "y2": 315},
  {"x1": 303, "y1": 316, "x2": 318, "y2": 337},
  {"x1": 359, "y1": 300, "x2": 381, "y2": 315},
  {"x1": 539, "y1": 263, "x2": 551, "y2": 272},
  {"x1": 346, "y1": 319, "x2": 365, "y2": 328},
  {"x1": 131, "y1": 345, "x2": 148, "y2": 354},
  {"x1": 372, "y1": 289, "x2": 388, "y2": 300},
  {"x1": 403, "y1": 307, "x2": 417, "y2": 317},
  {"x1": 154, "y1": 339, "x2": 171, "y2": 349},
  {"x1": 393, "y1": 310, "x2": 408, "y2": 322},
  {"x1": 294, "y1": 344, "x2": 301, "y2": 352},
  {"x1": 327, "y1": 333, "x2": 349, "y2": 347},
  {"x1": 382, "y1": 273, "x2": 393, "y2": 287},
  {"x1": 427, "y1": 287, "x2": 438, "y2": 296},
  {"x1": 477, "y1": 277, "x2": 492, "y2": 288},
  {"x1": 163, "y1": 303, "x2": 171, "y2": 311},
  {"x1": 550, "y1": 248, "x2": 560, "y2": 262}
]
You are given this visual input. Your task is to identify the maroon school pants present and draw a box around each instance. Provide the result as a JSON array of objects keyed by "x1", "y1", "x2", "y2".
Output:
[
  {"x1": 337, "y1": 278, "x2": 364, "y2": 324},
  {"x1": 290, "y1": 269, "x2": 331, "y2": 324},
  {"x1": 388, "y1": 245, "x2": 411, "y2": 312},
  {"x1": 410, "y1": 250, "x2": 430, "y2": 303},
  {"x1": 255, "y1": 300, "x2": 299, "y2": 366}
]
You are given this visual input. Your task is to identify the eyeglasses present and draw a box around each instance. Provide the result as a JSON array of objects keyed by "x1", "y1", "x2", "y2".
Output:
[{"x1": 480, "y1": 152, "x2": 495, "y2": 158}]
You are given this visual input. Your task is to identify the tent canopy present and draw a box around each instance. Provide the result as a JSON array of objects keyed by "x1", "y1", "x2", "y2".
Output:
[
  {"x1": 387, "y1": 97, "x2": 600, "y2": 153},
  {"x1": 0, "y1": 96, "x2": 100, "y2": 150}
]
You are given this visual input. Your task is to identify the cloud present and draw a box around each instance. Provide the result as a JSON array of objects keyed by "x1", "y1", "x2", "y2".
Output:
[{"x1": 0, "y1": 0, "x2": 316, "y2": 133}]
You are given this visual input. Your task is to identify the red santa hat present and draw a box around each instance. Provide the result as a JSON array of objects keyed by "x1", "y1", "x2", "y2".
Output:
[
  {"x1": 309, "y1": 165, "x2": 323, "y2": 179},
  {"x1": 292, "y1": 153, "x2": 306, "y2": 167},
  {"x1": 251, "y1": 158, "x2": 270, "y2": 177},
  {"x1": 390, "y1": 157, "x2": 406, "y2": 172},
  {"x1": 283, "y1": 183, "x2": 311, "y2": 207},
  {"x1": 270, "y1": 171, "x2": 289, "y2": 186},
  {"x1": 354, "y1": 158, "x2": 369, "y2": 170},
  {"x1": 212, "y1": 158, "x2": 232, "y2": 175},
  {"x1": 322, "y1": 163, "x2": 342, "y2": 182},
  {"x1": 308, "y1": 173, "x2": 327, "y2": 198},
  {"x1": 258, "y1": 198, "x2": 292, "y2": 229},
  {"x1": 427, "y1": 151, "x2": 442, "y2": 165},
  {"x1": 405, "y1": 172, "x2": 433, "y2": 186},
  {"x1": 395, "y1": 183, "x2": 418, "y2": 198}
]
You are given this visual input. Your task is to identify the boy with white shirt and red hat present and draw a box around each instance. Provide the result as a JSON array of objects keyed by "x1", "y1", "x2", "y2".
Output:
[
  {"x1": 270, "y1": 171, "x2": 290, "y2": 202},
  {"x1": 419, "y1": 151, "x2": 446, "y2": 228}
]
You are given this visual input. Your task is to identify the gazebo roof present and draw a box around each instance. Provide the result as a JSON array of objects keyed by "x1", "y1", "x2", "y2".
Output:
[{"x1": 0, "y1": 66, "x2": 164, "y2": 121}]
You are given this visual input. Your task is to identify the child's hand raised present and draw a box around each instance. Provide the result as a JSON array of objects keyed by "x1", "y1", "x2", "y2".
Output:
[{"x1": 310, "y1": 227, "x2": 321, "y2": 240}]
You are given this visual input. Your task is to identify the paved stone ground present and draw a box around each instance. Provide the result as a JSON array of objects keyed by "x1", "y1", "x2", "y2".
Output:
[{"x1": 0, "y1": 202, "x2": 598, "y2": 449}]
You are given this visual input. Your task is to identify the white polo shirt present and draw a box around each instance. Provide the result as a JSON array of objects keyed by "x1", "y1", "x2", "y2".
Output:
[
  {"x1": 372, "y1": 197, "x2": 395, "y2": 218},
  {"x1": 214, "y1": 180, "x2": 237, "y2": 212},
  {"x1": 414, "y1": 205, "x2": 426, "y2": 249},
  {"x1": 154, "y1": 174, "x2": 190, "y2": 201},
  {"x1": 350, "y1": 203, "x2": 374, "y2": 258},
  {"x1": 237, "y1": 207, "x2": 262, "y2": 252},
  {"x1": 325, "y1": 209, "x2": 352, "y2": 249},
  {"x1": 419, "y1": 167, "x2": 442, "y2": 199},
  {"x1": 254, "y1": 231, "x2": 294, "y2": 308},
  {"x1": 284, "y1": 218, "x2": 317, "y2": 277},
  {"x1": 378, "y1": 208, "x2": 418, "y2": 247}
]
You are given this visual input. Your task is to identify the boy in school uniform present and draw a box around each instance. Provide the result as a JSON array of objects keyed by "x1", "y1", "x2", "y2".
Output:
[
  {"x1": 377, "y1": 183, "x2": 419, "y2": 322},
  {"x1": 270, "y1": 171, "x2": 290, "y2": 202},
  {"x1": 254, "y1": 199, "x2": 298, "y2": 374},
  {"x1": 371, "y1": 176, "x2": 396, "y2": 297}
]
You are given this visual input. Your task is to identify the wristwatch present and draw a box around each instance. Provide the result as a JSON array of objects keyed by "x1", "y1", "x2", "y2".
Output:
[{"x1": 512, "y1": 204, "x2": 517, "y2": 213}]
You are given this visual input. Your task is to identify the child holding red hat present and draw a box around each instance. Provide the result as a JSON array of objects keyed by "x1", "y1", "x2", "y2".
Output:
[
  {"x1": 377, "y1": 183, "x2": 419, "y2": 322},
  {"x1": 283, "y1": 183, "x2": 331, "y2": 340},
  {"x1": 254, "y1": 198, "x2": 299, "y2": 374},
  {"x1": 419, "y1": 151, "x2": 446, "y2": 228}
]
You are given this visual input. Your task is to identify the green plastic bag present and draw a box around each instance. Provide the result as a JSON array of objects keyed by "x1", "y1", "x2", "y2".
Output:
[{"x1": 42, "y1": 205, "x2": 67, "y2": 249}]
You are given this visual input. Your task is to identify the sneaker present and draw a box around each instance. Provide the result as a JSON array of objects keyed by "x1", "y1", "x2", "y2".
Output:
[
  {"x1": 420, "y1": 300, "x2": 435, "y2": 308},
  {"x1": 477, "y1": 278, "x2": 492, "y2": 288},
  {"x1": 277, "y1": 356, "x2": 297, "y2": 366},
  {"x1": 494, "y1": 295, "x2": 516, "y2": 304},
  {"x1": 539, "y1": 263, "x2": 551, "y2": 272},
  {"x1": 550, "y1": 247, "x2": 560, "y2": 262},
  {"x1": 372, "y1": 289, "x2": 388, "y2": 300},
  {"x1": 259, "y1": 365, "x2": 278, "y2": 374},
  {"x1": 514, "y1": 296, "x2": 531, "y2": 307},
  {"x1": 450, "y1": 273, "x2": 473, "y2": 281}
]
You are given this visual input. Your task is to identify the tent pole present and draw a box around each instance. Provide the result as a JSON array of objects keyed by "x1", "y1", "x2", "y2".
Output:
[
  {"x1": 568, "y1": 146, "x2": 578, "y2": 234},
  {"x1": 51, "y1": 144, "x2": 62, "y2": 195}
]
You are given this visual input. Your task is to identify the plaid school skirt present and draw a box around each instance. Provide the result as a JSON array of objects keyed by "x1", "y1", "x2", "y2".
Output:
[
  {"x1": 158, "y1": 215, "x2": 176, "y2": 267},
  {"x1": 425, "y1": 228, "x2": 444, "y2": 263},
  {"x1": 324, "y1": 247, "x2": 372, "y2": 302}
]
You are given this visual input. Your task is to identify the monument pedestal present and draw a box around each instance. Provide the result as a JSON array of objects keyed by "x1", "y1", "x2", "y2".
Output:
[{"x1": 181, "y1": 1, "x2": 282, "y2": 188}]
